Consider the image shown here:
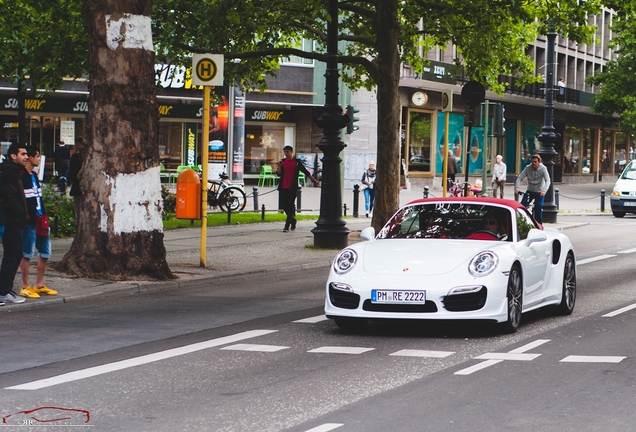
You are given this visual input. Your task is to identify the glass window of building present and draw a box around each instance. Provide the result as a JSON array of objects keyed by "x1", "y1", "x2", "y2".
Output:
[
  {"x1": 602, "y1": 130, "x2": 613, "y2": 174},
  {"x1": 244, "y1": 124, "x2": 294, "y2": 175},
  {"x1": 615, "y1": 131, "x2": 627, "y2": 174},
  {"x1": 520, "y1": 121, "x2": 542, "y2": 170},
  {"x1": 280, "y1": 39, "x2": 314, "y2": 66},
  {"x1": 563, "y1": 125, "x2": 580, "y2": 174},
  {"x1": 407, "y1": 110, "x2": 432, "y2": 172},
  {"x1": 158, "y1": 122, "x2": 183, "y2": 169},
  {"x1": 582, "y1": 128, "x2": 592, "y2": 174}
]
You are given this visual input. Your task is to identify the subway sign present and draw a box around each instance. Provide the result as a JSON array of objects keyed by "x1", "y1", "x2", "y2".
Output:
[{"x1": 246, "y1": 108, "x2": 293, "y2": 122}]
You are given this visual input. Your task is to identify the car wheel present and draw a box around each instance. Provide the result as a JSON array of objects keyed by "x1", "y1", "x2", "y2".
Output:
[
  {"x1": 334, "y1": 318, "x2": 368, "y2": 332},
  {"x1": 612, "y1": 210, "x2": 625, "y2": 218},
  {"x1": 556, "y1": 252, "x2": 576, "y2": 315},
  {"x1": 501, "y1": 265, "x2": 522, "y2": 333}
]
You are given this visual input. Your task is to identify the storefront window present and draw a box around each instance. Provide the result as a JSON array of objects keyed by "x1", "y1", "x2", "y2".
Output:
[
  {"x1": 158, "y1": 122, "x2": 184, "y2": 169},
  {"x1": 435, "y1": 112, "x2": 464, "y2": 175},
  {"x1": 244, "y1": 124, "x2": 293, "y2": 174},
  {"x1": 520, "y1": 121, "x2": 542, "y2": 170},
  {"x1": 615, "y1": 131, "x2": 627, "y2": 174},
  {"x1": 407, "y1": 110, "x2": 432, "y2": 172},
  {"x1": 582, "y1": 128, "x2": 592, "y2": 174},
  {"x1": 563, "y1": 126, "x2": 580, "y2": 174},
  {"x1": 602, "y1": 130, "x2": 613, "y2": 174}
]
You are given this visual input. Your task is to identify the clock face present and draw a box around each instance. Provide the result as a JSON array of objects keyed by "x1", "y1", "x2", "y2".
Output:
[{"x1": 412, "y1": 91, "x2": 427, "y2": 106}]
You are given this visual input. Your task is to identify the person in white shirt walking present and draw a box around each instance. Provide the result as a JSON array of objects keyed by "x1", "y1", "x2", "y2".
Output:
[{"x1": 491, "y1": 155, "x2": 507, "y2": 198}]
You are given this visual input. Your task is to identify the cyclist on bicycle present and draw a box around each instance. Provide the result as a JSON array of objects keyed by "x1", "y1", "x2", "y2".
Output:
[{"x1": 514, "y1": 154, "x2": 551, "y2": 223}]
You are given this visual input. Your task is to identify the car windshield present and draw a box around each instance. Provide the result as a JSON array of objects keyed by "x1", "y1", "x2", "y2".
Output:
[
  {"x1": 619, "y1": 162, "x2": 636, "y2": 180},
  {"x1": 377, "y1": 203, "x2": 512, "y2": 241}
]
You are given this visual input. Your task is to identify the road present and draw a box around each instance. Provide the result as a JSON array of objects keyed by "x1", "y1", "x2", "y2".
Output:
[{"x1": 1, "y1": 215, "x2": 636, "y2": 431}]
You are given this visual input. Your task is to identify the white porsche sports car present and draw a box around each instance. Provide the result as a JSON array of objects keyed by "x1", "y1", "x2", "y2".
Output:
[{"x1": 325, "y1": 198, "x2": 576, "y2": 333}]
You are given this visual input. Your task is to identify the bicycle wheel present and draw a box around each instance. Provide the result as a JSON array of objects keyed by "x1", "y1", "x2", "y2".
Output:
[{"x1": 218, "y1": 186, "x2": 246, "y2": 212}]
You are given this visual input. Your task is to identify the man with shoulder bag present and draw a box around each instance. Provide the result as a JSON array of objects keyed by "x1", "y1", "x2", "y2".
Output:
[{"x1": 18, "y1": 145, "x2": 57, "y2": 299}]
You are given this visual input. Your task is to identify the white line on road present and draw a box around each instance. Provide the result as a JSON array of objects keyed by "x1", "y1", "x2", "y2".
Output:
[
  {"x1": 617, "y1": 248, "x2": 636, "y2": 254},
  {"x1": 308, "y1": 346, "x2": 374, "y2": 355},
  {"x1": 6, "y1": 329, "x2": 277, "y2": 391},
  {"x1": 577, "y1": 254, "x2": 616, "y2": 265},
  {"x1": 221, "y1": 344, "x2": 289, "y2": 352},
  {"x1": 390, "y1": 349, "x2": 455, "y2": 358},
  {"x1": 304, "y1": 424, "x2": 344, "y2": 432},
  {"x1": 455, "y1": 339, "x2": 550, "y2": 375},
  {"x1": 294, "y1": 315, "x2": 329, "y2": 323},
  {"x1": 560, "y1": 355, "x2": 626, "y2": 363},
  {"x1": 603, "y1": 303, "x2": 636, "y2": 317},
  {"x1": 455, "y1": 359, "x2": 503, "y2": 375}
]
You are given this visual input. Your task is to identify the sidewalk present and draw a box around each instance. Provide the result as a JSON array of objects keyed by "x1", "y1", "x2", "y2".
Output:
[{"x1": 1, "y1": 180, "x2": 616, "y2": 311}]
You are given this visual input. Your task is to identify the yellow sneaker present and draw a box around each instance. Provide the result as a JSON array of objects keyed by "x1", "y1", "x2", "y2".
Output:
[
  {"x1": 19, "y1": 286, "x2": 40, "y2": 299},
  {"x1": 31, "y1": 285, "x2": 57, "y2": 296}
]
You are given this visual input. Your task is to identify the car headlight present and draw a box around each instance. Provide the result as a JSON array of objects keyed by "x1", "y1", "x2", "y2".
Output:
[
  {"x1": 468, "y1": 251, "x2": 498, "y2": 277},
  {"x1": 333, "y1": 248, "x2": 357, "y2": 274},
  {"x1": 613, "y1": 188, "x2": 621, "y2": 196}
]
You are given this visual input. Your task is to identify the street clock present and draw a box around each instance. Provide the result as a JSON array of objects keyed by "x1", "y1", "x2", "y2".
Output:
[{"x1": 411, "y1": 91, "x2": 427, "y2": 106}]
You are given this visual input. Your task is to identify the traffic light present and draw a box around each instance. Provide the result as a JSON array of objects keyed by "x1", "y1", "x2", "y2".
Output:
[
  {"x1": 345, "y1": 104, "x2": 360, "y2": 134},
  {"x1": 493, "y1": 103, "x2": 506, "y2": 136}
]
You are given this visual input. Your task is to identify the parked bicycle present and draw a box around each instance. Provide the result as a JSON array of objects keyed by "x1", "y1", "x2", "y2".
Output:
[{"x1": 204, "y1": 172, "x2": 246, "y2": 213}]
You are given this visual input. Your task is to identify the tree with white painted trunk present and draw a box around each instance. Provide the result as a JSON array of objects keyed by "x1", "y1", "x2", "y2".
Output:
[{"x1": 55, "y1": 0, "x2": 173, "y2": 280}]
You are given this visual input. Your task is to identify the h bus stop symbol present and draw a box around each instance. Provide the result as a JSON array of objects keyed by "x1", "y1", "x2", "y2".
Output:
[{"x1": 192, "y1": 54, "x2": 224, "y2": 86}]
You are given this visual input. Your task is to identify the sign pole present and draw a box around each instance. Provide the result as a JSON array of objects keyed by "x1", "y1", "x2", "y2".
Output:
[
  {"x1": 200, "y1": 86, "x2": 210, "y2": 267},
  {"x1": 443, "y1": 112, "x2": 449, "y2": 196}
]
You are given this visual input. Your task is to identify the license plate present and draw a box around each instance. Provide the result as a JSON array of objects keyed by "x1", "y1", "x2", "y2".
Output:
[
  {"x1": 371, "y1": 290, "x2": 426, "y2": 304},
  {"x1": 623, "y1": 202, "x2": 636, "y2": 207}
]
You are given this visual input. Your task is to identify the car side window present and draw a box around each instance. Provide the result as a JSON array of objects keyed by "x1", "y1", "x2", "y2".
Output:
[{"x1": 516, "y1": 209, "x2": 536, "y2": 240}]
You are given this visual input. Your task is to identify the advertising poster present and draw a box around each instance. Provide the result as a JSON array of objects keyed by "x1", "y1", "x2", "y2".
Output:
[
  {"x1": 436, "y1": 112, "x2": 464, "y2": 174},
  {"x1": 231, "y1": 85, "x2": 245, "y2": 182},
  {"x1": 60, "y1": 120, "x2": 75, "y2": 144},
  {"x1": 208, "y1": 87, "x2": 229, "y2": 181},
  {"x1": 467, "y1": 126, "x2": 485, "y2": 174},
  {"x1": 183, "y1": 122, "x2": 198, "y2": 167}
]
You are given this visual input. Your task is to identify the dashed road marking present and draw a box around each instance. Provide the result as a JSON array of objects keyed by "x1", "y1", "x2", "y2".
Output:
[
  {"x1": 294, "y1": 315, "x2": 329, "y2": 323},
  {"x1": 617, "y1": 248, "x2": 636, "y2": 254},
  {"x1": 308, "y1": 346, "x2": 374, "y2": 355},
  {"x1": 221, "y1": 344, "x2": 289, "y2": 352},
  {"x1": 455, "y1": 339, "x2": 550, "y2": 376},
  {"x1": 390, "y1": 349, "x2": 454, "y2": 358},
  {"x1": 577, "y1": 254, "x2": 616, "y2": 265},
  {"x1": 560, "y1": 355, "x2": 625, "y2": 363},
  {"x1": 6, "y1": 329, "x2": 277, "y2": 391},
  {"x1": 603, "y1": 303, "x2": 636, "y2": 317},
  {"x1": 305, "y1": 424, "x2": 344, "y2": 432}
]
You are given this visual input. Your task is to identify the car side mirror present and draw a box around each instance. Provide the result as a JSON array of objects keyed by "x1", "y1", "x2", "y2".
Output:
[
  {"x1": 524, "y1": 228, "x2": 548, "y2": 246},
  {"x1": 360, "y1": 227, "x2": 376, "y2": 241}
]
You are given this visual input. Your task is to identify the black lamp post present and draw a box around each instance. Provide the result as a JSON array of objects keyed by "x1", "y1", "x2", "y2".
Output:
[
  {"x1": 311, "y1": 0, "x2": 350, "y2": 248},
  {"x1": 536, "y1": 24, "x2": 559, "y2": 223}
]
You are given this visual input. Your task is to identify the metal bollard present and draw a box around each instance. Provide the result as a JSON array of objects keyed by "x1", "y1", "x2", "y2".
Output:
[
  {"x1": 296, "y1": 187, "x2": 302, "y2": 213},
  {"x1": 353, "y1": 184, "x2": 360, "y2": 218},
  {"x1": 600, "y1": 189, "x2": 605, "y2": 212},
  {"x1": 343, "y1": 203, "x2": 347, "y2": 217},
  {"x1": 227, "y1": 202, "x2": 232, "y2": 224},
  {"x1": 261, "y1": 204, "x2": 266, "y2": 220},
  {"x1": 252, "y1": 186, "x2": 259, "y2": 211},
  {"x1": 423, "y1": 186, "x2": 429, "y2": 198},
  {"x1": 554, "y1": 188, "x2": 559, "y2": 210}
]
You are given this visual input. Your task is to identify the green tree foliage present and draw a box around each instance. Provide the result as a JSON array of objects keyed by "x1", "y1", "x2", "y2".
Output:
[
  {"x1": 153, "y1": 0, "x2": 600, "y2": 228},
  {"x1": 588, "y1": 2, "x2": 636, "y2": 133}
]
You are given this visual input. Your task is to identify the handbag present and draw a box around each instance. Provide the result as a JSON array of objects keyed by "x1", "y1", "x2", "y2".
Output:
[{"x1": 36, "y1": 215, "x2": 50, "y2": 237}]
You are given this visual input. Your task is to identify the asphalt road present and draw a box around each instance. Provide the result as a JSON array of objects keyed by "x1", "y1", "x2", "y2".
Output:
[{"x1": 1, "y1": 215, "x2": 636, "y2": 431}]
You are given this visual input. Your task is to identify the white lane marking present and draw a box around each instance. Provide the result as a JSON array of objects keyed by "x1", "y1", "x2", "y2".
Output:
[
  {"x1": 603, "y1": 303, "x2": 636, "y2": 317},
  {"x1": 455, "y1": 339, "x2": 550, "y2": 375},
  {"x1": 305, "y1": 424, "x2": 344, "y2": 432},
  {"x1": 455, "y1": 359, "x2": 503, "y2": 375},
  {"x1": 6, "y1": 330, "x2": 276, "y2": 391},
  {"x1": 560, "y1": 355, "x2": 625, "y2": 363},
  {"x1": 308, "y1": 346, "x2": 374, "y2": 355},
  {"x1": 617, "y1": 248, "x2": 636, "y2": 254},
  {"x1": 390, "y1": 349, "x2": 454, "y2": 358},
  {"x1": 577, "y1": 254, "x2": 616, "y2": 265},
  {"x1": 508, "y1": 339, "x2": 551, "y2": 353},
  {"x1": 294, "y1": 315, "x2": 329, "y2": 323},
  {"x1": 221, "y1": 344, "x2": 288, "y2": 352}
]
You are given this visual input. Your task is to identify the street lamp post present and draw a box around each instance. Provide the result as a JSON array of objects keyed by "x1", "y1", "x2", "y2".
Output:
[
  {"x1": 537, "y1": 24, "x2": 559, "y2": 223},
  {"x1": 311, "y1": 0, "x2": 350, "y2": 248}
]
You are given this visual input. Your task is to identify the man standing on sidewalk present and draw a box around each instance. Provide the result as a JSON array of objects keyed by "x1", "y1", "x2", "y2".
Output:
[
  {"x1": 0, "y1": 143, "x2": 28, "y2": 305},
  {"x1": 19, "y1": 145, "x2": 57, "y2": 299},
  {"x1": 491, "y1": 154, "x2": 507, "y2": 198},
  {"x1": 277, "y1": 146, "x2": 319, "y2": 232}
]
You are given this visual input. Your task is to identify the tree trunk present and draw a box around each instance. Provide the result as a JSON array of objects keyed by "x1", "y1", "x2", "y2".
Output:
[
  {"x1": 372, "y1": 0, "x2": 401, "y2": 232},
  {"x1": 55, "y1": 0, "x2": 173, "y2": 281}
]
